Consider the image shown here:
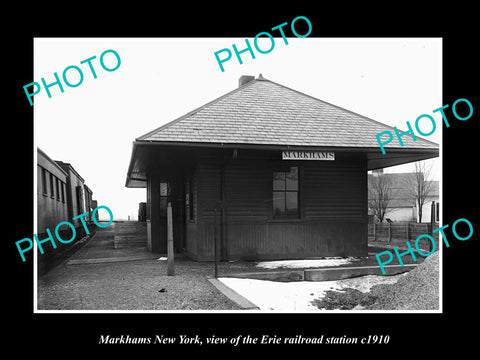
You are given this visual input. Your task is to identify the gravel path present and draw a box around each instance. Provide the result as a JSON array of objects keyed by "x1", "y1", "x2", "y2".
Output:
[
  {"x1": 37, "y1": 224, "x2": 248, "y2": 311},
  {"x1": 37, "y1": 258, "x2": 244, "y2": 311},
  {"x1": 38, "y1": 223, "x2": 438, "y2": 311},
  {"x1": 367, "y1": 250, "x2": 439, "y2": 310}
]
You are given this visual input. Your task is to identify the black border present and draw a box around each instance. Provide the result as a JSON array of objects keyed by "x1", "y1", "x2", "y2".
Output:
[{"x1": 7, "y1": 7, "x2": 479, "y2": 355}]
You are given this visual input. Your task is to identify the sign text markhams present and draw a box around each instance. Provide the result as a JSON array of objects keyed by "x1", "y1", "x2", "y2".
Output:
[{"x1": 282, "y1": 151, "x2": 335, "y2": 161}]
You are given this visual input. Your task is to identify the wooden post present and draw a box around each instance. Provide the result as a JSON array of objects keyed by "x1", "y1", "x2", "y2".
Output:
[
  {"x1": 373, "y1": 222, "x2": 376, "y2": 241},
  {"x1": 167, "y1": 202, "x2": 174, "y2": 276},
  {"x1": 388, "y1": 222, "x2": 392, "y2": 242},
  {"x1": 220, "y1": 166, "x2": 227, "y2": 261},
  {"x1": 214, "y1": 206, "x2": 218, "y2": 278},
  {"x1": 429, "y1": 201, "x2": 435, "y2": 252}
]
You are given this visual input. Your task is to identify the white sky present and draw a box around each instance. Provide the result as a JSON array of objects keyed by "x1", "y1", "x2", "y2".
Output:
[{"x1": 34, "y1": 38, "x2": 442, "y2": 220}]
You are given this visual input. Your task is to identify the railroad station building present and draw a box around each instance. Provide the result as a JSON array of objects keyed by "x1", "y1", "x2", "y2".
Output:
[{"x1": 125, "y1": 74, "x2": 438, "y2": 261}]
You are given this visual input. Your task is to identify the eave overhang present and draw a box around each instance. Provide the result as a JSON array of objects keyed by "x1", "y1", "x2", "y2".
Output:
[{"x1": 125, "y1": 140, "x2": 439, "y2": 188}]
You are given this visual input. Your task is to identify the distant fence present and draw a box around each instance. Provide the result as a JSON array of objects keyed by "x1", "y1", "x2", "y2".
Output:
[{"x1": 368, "y1": 222, "x2": 439, "y2": 250}]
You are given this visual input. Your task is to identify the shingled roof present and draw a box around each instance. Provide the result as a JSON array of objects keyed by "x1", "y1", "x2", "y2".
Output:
[
  {"x1": 137, "y1": 74, "x2": 437, "y2": 151},
  {"x1": 126, "y1": 75, "x2": 439, "y2": 187}
]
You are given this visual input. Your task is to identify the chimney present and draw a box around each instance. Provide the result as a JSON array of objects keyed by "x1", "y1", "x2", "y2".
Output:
[{"x1": 239, "y1": 75, "x2": 255, "y2": 87}]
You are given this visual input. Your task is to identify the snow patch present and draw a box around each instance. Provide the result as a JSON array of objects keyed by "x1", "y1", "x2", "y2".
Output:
[
  {"x1": 256, "y1": 257, "x2": 358, "y2": 269},
  {"x1": 219, "y1": 274, "x2": 402, "y2": 312},
  {"x1": 219, "y1": 277, "x2": 337, "y2": 311},
  {"x1": 338, "y1": 274, "x2": 401, "y2": 293}
]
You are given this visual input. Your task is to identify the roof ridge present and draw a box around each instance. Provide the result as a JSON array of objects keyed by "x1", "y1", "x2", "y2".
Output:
[
  {"x1": 261, "y1": 78, "x2": 439, "y2": 148},
  {"x1": 136, "y1": 75, "x2": 438, "y2": 150},
  {"x1": 136, "y1": 78, "x2": 260, "y2": 141}
]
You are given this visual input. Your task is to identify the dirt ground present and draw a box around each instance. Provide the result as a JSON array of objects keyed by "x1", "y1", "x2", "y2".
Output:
[
  {"x1": 37, "y1": 258, "x2": 246, "y2": 310},
  {"x1": 37, "y1": 223, "x2": 431, "y2": 311}
]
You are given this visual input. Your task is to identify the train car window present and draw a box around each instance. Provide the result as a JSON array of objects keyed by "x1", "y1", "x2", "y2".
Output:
[
  {"x1": 55, "y1": 178, "x2": 60, "y2": 201},
  {"x1": 49, "y1": 172, "x2": 55, "y2": 198},
  {"x1": 42, "y1": 168, "x2": 48, "y2": 195},
  {"x1": 37, "y1": 166, "x2": 42, "y2": 195},
  {"x1": 76, "y1": 186, "x2": 84, "y2": 213}
]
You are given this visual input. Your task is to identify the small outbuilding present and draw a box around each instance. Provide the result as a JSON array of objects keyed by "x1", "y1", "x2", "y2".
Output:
[{"x1": 125, "y1": 75, "x2": 438, "y2": 261}]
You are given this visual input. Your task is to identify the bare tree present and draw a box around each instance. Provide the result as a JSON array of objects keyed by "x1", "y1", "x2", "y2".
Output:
[
  {"x1": 368, "y1": 171, "x2": 392, "y2": 223},
  {"x1": 404, "y1": 161, "x2": 433, "y2": 223}
]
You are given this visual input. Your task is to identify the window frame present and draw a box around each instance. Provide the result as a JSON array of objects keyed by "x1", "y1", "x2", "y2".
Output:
[
  {"x1": 55, "y1": 177, "x2": 61, "y2": 201},
  {"x1": 272, "y1": 165, "x2": 300, "y2": 220},
  {"x1": 41, "y1": 167, "x2": 48, "y2": 196},
  {"x1": 61, "y1": 181, "x2": 66, "y2": 203},
  {"x1": 75, "y1": 185, "x2": 84, "y2": 213},
  {"x1": 49, "y1": 172, "x2": 55, "y2": 199}
]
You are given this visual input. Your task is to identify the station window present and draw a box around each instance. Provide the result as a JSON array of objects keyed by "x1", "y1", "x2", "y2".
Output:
[{"x1": 273, "y1": 166, "x2": 299, "y2": 218}]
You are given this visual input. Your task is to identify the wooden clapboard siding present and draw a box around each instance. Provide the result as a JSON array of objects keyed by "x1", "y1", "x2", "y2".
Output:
[
  {"x1": 196, "y1": 159, "x2": 221, "y2": 221},
  {"x1": 192, "y1": 151, "x2": 368, "y2": 261},
  {"x1": 195, "y1": 221, "x2": 366, "y2": 261},
  {"x1": 225, "y1": 160, "x2": 269, "y2": 221},
  {"x1": 302, "y1": 161, "x2": 366, "y2": 220}
]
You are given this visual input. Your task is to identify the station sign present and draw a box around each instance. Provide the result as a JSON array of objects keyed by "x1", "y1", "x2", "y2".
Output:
[{"x1": 282, "y1": 151, "x2": 335, "y2": 161}]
